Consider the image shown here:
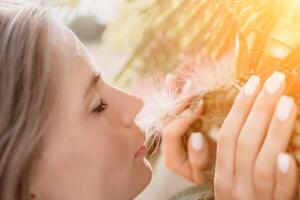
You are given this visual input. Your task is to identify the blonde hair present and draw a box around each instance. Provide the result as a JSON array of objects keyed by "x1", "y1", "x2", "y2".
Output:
[{"x1": 0, "y1": 1, "x2": 57, "y2": 199}]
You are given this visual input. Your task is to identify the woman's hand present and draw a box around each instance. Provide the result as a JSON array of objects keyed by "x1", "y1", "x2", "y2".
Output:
[
  {"x1": 161, "y1": 74, "x2": 211, "y2": 184},
  {"x1": 215, "y1": 72, "x2": 299, "y2": 200}
]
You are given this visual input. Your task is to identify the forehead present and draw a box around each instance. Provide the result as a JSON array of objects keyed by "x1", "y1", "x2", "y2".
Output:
[
  {"x1": 49, "y1": 21, "x2": 100, "y2": 75},
  {"x1": 47, "y1": 22, "x2": 101, "y2": 99}
]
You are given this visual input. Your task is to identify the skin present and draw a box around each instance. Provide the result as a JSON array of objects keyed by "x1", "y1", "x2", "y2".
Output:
[
  {"x1": 163, "y1": 73, "x2": 299, "y2": 199},
  {"x1": 28, "y1": 20, "x2": 298, "y2": 200},
  {"x1": 214, "y1": 74, "x2": 299, "y2": 200},
  {"x1": 28, "y1": 21, "x2": 206, "y2": 199},
  {"x1": 29, "y1": 24, "x2": 152, "y2": 200}
]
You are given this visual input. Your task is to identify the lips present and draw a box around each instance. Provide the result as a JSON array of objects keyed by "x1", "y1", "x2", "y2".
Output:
[{"x1": 135, "y1": 144, "x2": 148, "y2": 158}]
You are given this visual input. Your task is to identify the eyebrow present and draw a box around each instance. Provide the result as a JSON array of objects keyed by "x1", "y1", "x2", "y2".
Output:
[{"x1": 84, "y1": 74, "x2": 101, "y2": 99}]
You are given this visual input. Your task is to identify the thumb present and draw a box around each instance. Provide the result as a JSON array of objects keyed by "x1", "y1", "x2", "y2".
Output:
[{"x1": 188, "y1": 132, "x2": 210, "y2": 183}]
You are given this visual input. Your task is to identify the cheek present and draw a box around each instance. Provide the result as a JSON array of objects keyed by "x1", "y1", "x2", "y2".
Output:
[
  {"x1": 83, "y1": 118, "x2": 136, "y2": 174},
  {"x1": 97, "y1": 122, "x2": 152, "y2": 197},
  {"x1": 69, "y1": 117, "x2": 135, "y2": 174},
  {"x1": 95, "y1": 129, "x2": 133, "y2": 169},
  {"x1": 35, "y1": 121, "x2": 137, "y2": 199},
  {"x1": 86, "y1": 121, "x2": 143, "y2": 198}
]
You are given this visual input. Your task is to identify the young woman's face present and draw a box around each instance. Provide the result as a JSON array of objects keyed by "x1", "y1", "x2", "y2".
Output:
[{"x1": 29, "y1": 24, "x2": 152, "y2": 199}]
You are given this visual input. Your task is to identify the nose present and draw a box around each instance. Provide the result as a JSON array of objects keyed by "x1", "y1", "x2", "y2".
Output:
[
  {"x1": 132, "y1": 95, "x2": 144, "y2": 114},
  {"x1": 118, "y1": 90, "x2": 144, "y2": 128}
]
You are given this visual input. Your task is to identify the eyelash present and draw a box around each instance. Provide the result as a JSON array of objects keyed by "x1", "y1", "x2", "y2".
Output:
[{"x1": 93, "y1": 98, "x2": 108, "y2": 113}]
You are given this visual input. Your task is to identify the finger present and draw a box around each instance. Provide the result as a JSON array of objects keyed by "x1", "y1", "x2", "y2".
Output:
[
  {"x1": 162, "y1": 103, "x2": 203, "y2": 179},
  {"x1": 172, "y1": 94, "x2": 200, "y2": 116},
  {"x1": 187, "y1": 132, "x2": 209, "y2": 183},
  {"x1": 274, "y1": 153, "x2": 298, "y2": 200},
  {"x1": 255, "y1": 96, "x2": 297, "y2": 199},
  {"x1": 235, "y1": 72, "x2": 286, "y2": 192},
  {"x1": 214, "y1": 75, "x2": 261, "y2": 198}
]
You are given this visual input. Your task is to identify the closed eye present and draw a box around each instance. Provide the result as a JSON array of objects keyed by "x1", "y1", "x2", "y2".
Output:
[{"x1": 93, "y1": 98, "x2": 108, "y2": 113}]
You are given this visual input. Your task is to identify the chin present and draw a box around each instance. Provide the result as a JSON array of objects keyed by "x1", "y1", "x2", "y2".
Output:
[
  {"x1": 138, "y1": 158, "x2": 152, "y2": 189},
  {"x1": 130, "y1": 158, "x2": 152, "y2": 198}
]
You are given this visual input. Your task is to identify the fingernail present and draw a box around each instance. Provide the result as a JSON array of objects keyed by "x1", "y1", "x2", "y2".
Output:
[
  {"x1": 243, "y1": 75, "x2": 260, "y2": 96},
  {"x1": 276, "y1": 96, "x2": 294, "y2": 122},
  {"x1": 182, "y1": 80, "x2": 193, "y2": 94},
  {"x1": 265, "y1": 71, "x2": 285, "y2": 95},
  {"x1": 191, "y1": 132, "x2": 204, "y2": 151},
  {"x1": 277, "y1": 153, "x2": 290, "y2": 173}
]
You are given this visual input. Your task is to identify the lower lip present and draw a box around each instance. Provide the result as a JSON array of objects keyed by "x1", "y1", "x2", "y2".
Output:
[{"x1": 135, "y1": 144, "x2": 147, "y2": 159}]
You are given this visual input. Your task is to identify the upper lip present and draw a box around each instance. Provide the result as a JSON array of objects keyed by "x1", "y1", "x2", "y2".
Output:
[{"x1": 135, "y1": 132, "x2": 146, "y2": 156}]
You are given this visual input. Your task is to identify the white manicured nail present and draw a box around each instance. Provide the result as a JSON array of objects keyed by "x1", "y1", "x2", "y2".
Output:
[
  {"x1": 243, "y1": 75, "x2": 260, "y2": 96},
  {"x1": 276, "y1": 96, "x2": 294, "y2": 122},
  {"x1": 277, "y1": 153, "x2": 290, "y2": 173},
  {"x1": 265, "y1": 72, "x2": 285, "y2": 95},
  {"x1": 182, "y1": 80, "x2": 193, "y2": 94},
  {"x1": 191, "y1": 132, "x2": 204, "y2": 151}
]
